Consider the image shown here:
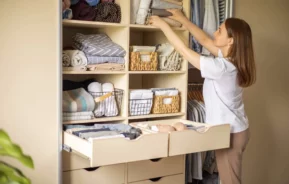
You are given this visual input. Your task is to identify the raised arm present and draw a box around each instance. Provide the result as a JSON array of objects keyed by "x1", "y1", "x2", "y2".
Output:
[
  {"x1": 149, "y1": 16, "x2": 201, "y2": 69},
  {"x1": 167, "y1": 9, "x2": 219, "y2": 57}
]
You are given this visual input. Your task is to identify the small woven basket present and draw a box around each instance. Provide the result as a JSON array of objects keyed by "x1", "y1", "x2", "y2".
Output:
[
  {"x1": 152, "y1": 95, "x2": 180, "y2": 114},
  {"x1": 130, "y1": 52, "x2": 158, "y2": 71}
]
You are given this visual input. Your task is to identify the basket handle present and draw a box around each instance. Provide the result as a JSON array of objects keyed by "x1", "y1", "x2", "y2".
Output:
[{"x1": 94, "y1": 92, "x2": 113, "y2": 103}]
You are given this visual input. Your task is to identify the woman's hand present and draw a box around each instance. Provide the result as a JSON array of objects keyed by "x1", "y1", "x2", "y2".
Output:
[
  {"x1": 167, "y1": 9, "x2": 187, "y2": 23},
  {"x1": 148, "y1": 16, "x2": 168, "y2": 28}
]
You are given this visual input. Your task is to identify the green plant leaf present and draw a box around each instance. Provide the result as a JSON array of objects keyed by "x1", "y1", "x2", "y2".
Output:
[
  {"x1": 0, "y1": 162, "x2": 31, "y2": 184},
  {"x1": 0, "y1": 130, "x2": 34, "y2": 169},
  {"x1": 0, "y1": 171, "x2": 9, "y2": 183}
]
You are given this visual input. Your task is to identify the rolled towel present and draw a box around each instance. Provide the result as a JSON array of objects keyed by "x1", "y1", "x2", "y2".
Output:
[
  {"x1": 86, "y1": 0, "x2": 100, "y2": 6},
  {"x1": 151, "y1": 0, "x2": 182, "y2": 9},
  {"x1": 151, "y1": 9, "x2": 172, "y2": 17},
  {"x1": 62, "y1": 66, "x2": 87, "y2": 71},
  {"x1": 71, "y1": 0, "x2": 96, "y2": 21},
  {"x1": 63, "y1": 8, "x2": 73, "y2": 20},
  {"x1": 95, "y1": 2, "x2": 121, "y2": 23},
  {"x1": 62, "y1": 88, "x2": 95, "y2": 112},
  {"x1": 62, "y1": 51, "x2": 70, "y2": 67},
  {"x1": 136, "y1": 0, "x2": 152, "y2": 25},
  {"x1": 88, "y1": 82, "x2": 105, "y2": 117},
  {"x1": 102, "y1": 83, "x2": 118, "y2": 117},
  {"x1": 64, "y1": 50, "x2": 88, "y2": 67}
]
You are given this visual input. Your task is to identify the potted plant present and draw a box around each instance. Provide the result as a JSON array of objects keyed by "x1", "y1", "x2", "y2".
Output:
[{"x1": 0, "y1": 129, "x2": 34, "y2": 184}]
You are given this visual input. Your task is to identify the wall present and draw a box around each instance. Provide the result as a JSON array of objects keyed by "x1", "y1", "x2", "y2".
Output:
[
  {"x1": 0, "y1": 1, "x2": 60, "y2": 184},
  {"x1": 235, "y1": 0, "x2": 289, "y2": 183}
]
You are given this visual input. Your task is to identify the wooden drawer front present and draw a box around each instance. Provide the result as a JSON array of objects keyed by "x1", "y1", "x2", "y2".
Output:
[
  {"x1": 132, "y1": 119, "x2": 230, "y2": 156},
  {"x1": 63, "y1": 130, "x2": 168, "y2": 167},
  {"x1": 128, "y1": 156, "x2": 183, "y2": 182},
  {"x1": 63, "y1": 164, "x2": 125, "y2": 184},
  {"x1": 129, "y1": 174, "x2": 184, "y2": 184},
  {"x1": 169, "y1": 120, "x2": 230, "y2": 156},
  {"x1": 62, "y1": 151, "x2": 91, "y2": 171}
]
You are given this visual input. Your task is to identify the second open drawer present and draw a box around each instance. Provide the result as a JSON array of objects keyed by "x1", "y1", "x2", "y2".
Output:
[{"x1": 132, "y1": 119, "x2": 231, "y2": 156}]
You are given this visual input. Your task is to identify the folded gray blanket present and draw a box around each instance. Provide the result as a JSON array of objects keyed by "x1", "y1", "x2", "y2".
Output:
[
  {"x1": 87, "y1": 56, "x2": 125, "y2": 64},
  {"x1": 73, "y1": 33, "x2": 126, "y2": 57},
  {"x1": 63, "y1": 88, "x2": 95, "y2": 112},
  {"x1": 151, "y1": 0, "x2": 182, "y2": 9}
]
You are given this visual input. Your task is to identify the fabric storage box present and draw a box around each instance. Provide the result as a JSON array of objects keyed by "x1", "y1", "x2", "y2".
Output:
[
  {"x1": 151, "y1": 89, "x2": 180, "y2": 114},
  {"x1": 89, "y1": 88, "x2": 123, "y2": 117},
  {"x1": 130, "y1": 52, "x2": 158, "y2": 71}
]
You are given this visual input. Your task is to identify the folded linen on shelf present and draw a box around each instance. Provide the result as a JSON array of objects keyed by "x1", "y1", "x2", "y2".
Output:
[
  {"x1": 86, "y1": 56, "x2": 125, "y2": 65},
  {"x1": 87, "y1": 63, "x2": 125, "y2": 71},
  {"x1": 151, "y1": 0, "x2": 183, "y2": 9},
  {"x1": 63, "y1": 111, "x2": 94, "y2": 117},
  {"x1": 151, "y1": 9, "x2": 172, "y2": 17},
  {"x1": 95, "y1": 2, "x2": 121, "y2": 23},
  {"x1": 135, "y1": 0, "x2": 152, "y2": 24},
  {"x1": 71, "y1": 0, "x2": 96, "y2": 21},
  {"x1": 62, "y1": 66, "x2": 87, "y2": 71},
  {"x1": 63, "y1": 88, "x2": 95, "y2": 112},
  {"x1": 63, "y1": 115, "x2": 93, "y2": 121},
  {"x1": 73, "y1": 33, "x2": 126, "y2": 57}
]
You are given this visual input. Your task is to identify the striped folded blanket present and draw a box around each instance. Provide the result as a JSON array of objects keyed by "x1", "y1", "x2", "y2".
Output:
[
  {"x1": 73, "y1": 33, "x2": 126, "y2": 57},
  {"x1": 63, "y1": 88, "x2": 95, "y2": 112},
  {"x1": 87, "y1": 56, "x2": 125, "y2": 65}
]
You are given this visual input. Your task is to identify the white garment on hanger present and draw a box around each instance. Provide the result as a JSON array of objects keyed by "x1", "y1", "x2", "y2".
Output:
[{"x1": 202, "y1": 0, "x2": 217, "y2": 56}]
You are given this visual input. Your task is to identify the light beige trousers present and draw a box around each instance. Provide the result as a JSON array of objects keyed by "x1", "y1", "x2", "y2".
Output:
[{"x1": 215, "y1": 129, "x2": 250, "y2": 184}]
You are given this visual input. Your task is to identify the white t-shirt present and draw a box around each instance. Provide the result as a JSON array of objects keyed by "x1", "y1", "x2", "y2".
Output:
[{"x1": 200, "y1": 50, "x2": 249, "y2": 133}]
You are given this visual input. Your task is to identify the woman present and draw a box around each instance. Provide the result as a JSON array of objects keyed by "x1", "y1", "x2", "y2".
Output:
[{"x1": 149, "y1": 10, "x2": 256, "y2": 184}]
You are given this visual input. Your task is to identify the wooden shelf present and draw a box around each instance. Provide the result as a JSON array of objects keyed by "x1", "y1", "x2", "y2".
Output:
[
  {"x1": 62, "y1": 20, "x2": 127, "y2": 28},
  {"x1": 129, "y1": 24, "x2": 186, "y2": 31},
  {"x1": 128, "y1": 113, "x2": 186, "y2": 120},
  {"x1": 63, "y1": 116, "x2": 126, "y2": 124},
  {"x1": 129, "y1": 71, "x2": 186, "y2": 74},
  {"x1": 62, "y1": 71, "x2": 126, "y2": 75}
]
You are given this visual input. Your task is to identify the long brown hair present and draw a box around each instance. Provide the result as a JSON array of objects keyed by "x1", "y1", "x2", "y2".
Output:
[{"x1": 225, "y1": 18, "x2": 256, "y2": 87}]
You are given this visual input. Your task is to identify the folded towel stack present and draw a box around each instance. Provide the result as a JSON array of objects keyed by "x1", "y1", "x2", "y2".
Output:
[
  {"x1": 70, "y1": 0, "x2": 121, "y2": 23},
  {"x1": 62, "y1": 88, "x2": 95, "y2": 121},
  {"x1": 129, "y1": 89, "x2": 153, "y2": 116},
  {"x1": 132, "y1": 0, "x2": 183, "y2": 27},
  {"x1": 72, "y1": 33, "x2": 126, "y2": 71},
  {"x1": 62, "y1": 50, "x2": 88, "y2": 72}
]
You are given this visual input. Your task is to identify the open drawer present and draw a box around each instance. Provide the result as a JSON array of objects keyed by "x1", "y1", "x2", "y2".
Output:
[
  {"x1": 132, "y1": 119, "x2": 230, "y2": 156},
  {"x1": 63, "y1": 128, "x2": 168, "y2": 167}
]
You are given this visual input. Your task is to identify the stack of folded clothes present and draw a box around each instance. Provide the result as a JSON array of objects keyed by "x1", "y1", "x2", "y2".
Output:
[
  {"x1": 64, "y1": 123, "x2": 142, "y2": 141},
  {"x1": 73, "y1": 33, "x2": 126, "y2": 71},
  {"x1": 62, "y1": 88, "x2": 95, "y2": 121},
  {"x1": 62, "y1": 50, "x2": 88, "y2": 71},
  {"x1": 132, "y1": 0, "x2": 183, "y2": 27},
  {"x1": 70, "y1": 0, "x2": 121, "y2": 23}
]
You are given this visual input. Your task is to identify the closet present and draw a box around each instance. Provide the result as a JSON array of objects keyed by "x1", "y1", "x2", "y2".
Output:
[{"x1": 61, "y1": 1, "x2": 231, "y2": 184}]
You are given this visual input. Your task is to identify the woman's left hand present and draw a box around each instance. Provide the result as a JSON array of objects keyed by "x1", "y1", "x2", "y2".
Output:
[{"x1": 148, "y1": 16, "x2": 167, "y2": 28}]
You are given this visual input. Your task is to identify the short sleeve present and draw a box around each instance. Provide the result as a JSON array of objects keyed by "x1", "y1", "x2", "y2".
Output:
[{"x1": 200, "y1": 55, "x2": 228, "y2": 80}]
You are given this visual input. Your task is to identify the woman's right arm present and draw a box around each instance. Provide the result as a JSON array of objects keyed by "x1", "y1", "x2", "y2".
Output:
[{"x1": 167, "y1": 9, "x2": 219, "y2": 56}]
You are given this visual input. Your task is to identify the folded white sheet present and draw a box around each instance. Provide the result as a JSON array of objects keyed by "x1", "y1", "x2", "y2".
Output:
[{"x1": 136, "y1": 0, "x2": 152, "y2": 24}]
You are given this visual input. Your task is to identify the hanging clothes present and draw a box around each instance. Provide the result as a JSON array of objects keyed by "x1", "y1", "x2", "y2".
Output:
[{"x1": 201, "y1": 0, "x2": 217, "y2": 56}]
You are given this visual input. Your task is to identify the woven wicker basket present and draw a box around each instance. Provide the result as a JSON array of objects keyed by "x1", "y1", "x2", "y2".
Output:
[
  {"x1": 152, "y1": 95, "x2": 180, "y2": 114},
  {"x1": 130, "y1": 52, "x2": 158, "y2": 71}
]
